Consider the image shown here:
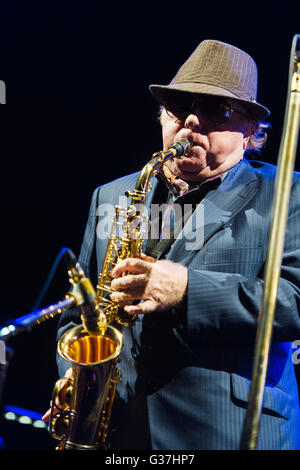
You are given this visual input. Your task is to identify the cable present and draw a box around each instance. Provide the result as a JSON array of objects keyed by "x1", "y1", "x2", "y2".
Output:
[{"x1": 31, "y1": 247, "x2": 70, "y2": 312}]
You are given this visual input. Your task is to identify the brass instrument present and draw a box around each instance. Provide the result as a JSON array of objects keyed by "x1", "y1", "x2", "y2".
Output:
[
  {"x1": 48, "y1": 138, "x2": 192, "y2": 450},
  {"x1": 241, "y1": 34, "x2": 300, "y2": 449}
]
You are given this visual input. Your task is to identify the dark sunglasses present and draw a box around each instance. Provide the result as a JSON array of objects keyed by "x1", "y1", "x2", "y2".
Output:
[{"x1": 164, "y1": 94, "x2": 249, "y2": 124}]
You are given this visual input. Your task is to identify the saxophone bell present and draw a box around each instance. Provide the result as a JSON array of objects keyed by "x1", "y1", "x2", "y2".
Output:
[
  {"x1": 48, "y1": 249, "x2": 123, "y2": 450},
  {"x1": 49, "y1": 323, "x2": 123, "y2": 450}
]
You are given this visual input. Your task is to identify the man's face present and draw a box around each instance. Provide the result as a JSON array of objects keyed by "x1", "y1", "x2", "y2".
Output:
[{"x1": 161, "y1": 96, "x2": 253, "y2": 182}]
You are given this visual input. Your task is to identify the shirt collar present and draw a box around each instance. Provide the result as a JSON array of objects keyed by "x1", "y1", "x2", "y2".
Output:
[{"x1": 160, "y1": 164, "x2": 227, "y2": 198}]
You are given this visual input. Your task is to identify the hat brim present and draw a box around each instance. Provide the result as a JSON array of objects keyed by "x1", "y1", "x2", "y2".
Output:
[{"x1": 149, "y1": 83, "x2": 270, "y2": 122}]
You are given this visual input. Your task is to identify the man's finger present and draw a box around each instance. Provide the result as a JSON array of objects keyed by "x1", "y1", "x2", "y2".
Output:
[
  {"x1": 111, "y1": 273, "x2": 146, "y2": 291},
  {"x1": 42, "y1": 408, "x2": 52, "y2": 422},
  {"x1": 124, "y1": 299, "x2": 156, "y2": 315},
  {"x1": 111, "y1": 287, "x2": 146, "y2": 303},
  {"x1": 140, "y1": 253, "x2": 156, "y2": 263},
  {"x1": 112, "y1": 258, "x2": 152, "y2": 278}
]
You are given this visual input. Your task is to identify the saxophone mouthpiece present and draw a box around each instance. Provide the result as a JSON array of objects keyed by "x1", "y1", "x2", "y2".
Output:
[{"x1": 170, "y1": 139, "x2": 193, "y2": 157}]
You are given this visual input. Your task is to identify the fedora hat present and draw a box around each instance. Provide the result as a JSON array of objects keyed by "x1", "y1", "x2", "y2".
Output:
[{"x1": 149, "y1": 39, "x2": 270, "y2": 121}]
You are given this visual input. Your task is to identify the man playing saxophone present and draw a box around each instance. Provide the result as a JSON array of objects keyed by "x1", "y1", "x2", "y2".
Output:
[{"x1": 45, "y1": 39, "x2": 300, "y2": 450}]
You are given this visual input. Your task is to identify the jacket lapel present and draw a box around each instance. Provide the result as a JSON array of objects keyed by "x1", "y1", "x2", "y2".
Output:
[{"x1": 166, "y1": 159, "x2": 260, "y2": 264}]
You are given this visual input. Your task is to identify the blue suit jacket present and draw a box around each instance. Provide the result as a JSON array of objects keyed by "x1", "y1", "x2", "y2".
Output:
[{"x1": 57, "y1": 158, "x2": 300, "y2": 450}]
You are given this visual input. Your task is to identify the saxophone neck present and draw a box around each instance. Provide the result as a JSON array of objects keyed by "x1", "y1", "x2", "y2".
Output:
[
  {"x1": 126, "y1": 158, "x2": 160, "y2": 204},
  {"x1": 126, "y1": 138, "x2": 192, "y2": 203}
]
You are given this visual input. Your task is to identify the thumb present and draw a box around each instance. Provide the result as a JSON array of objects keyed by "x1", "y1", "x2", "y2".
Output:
[
  {"x1": 124, "y1": 299, "x2": 156, "y2": 315},
  {"x1": 140, "y1": 252, "x2": 156, "y2": 263}
]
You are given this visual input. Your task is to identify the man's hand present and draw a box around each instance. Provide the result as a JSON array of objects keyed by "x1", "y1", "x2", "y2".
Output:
[{"x1": 110, "y1": 253, "x2": 188, "y2": 315}]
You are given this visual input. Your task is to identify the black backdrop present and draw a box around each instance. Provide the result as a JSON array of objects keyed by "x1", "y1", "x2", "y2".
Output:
[{"x1": 0, "y1": 0, "x2": 300, "y2": 450}]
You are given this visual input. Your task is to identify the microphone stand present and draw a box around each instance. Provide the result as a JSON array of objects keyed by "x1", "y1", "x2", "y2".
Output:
[{"x1": 0, "y1": 248, "x2": 99, "y2": 446}]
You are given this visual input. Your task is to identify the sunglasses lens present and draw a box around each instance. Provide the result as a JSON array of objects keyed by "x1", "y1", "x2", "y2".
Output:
[
  {"x1": 166, "y1": 96, "x2": 194, "y2": 118},
  {"x1": 165, "y1": 95, "x2": 233, "y2": 124},
  {"x1": 199, "y1": 97, "x2": 232, "y2": 123}
]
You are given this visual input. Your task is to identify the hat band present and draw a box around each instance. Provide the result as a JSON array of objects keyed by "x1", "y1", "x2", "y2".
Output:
[{"x1": 170, "y1": 79, "x2": 257, "y2": 103}]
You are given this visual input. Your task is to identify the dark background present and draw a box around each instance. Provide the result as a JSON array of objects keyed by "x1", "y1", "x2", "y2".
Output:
[{"x1": 0, "y1": 0, "x2": 300, "y2": 450}]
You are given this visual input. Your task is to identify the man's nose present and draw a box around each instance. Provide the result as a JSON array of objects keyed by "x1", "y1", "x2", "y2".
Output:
[{"x1": 184, "y1": 112, "x2": 204, "y2": 132}]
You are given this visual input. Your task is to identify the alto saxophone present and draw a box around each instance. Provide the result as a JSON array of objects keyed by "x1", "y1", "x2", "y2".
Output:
[{"x1": 49, "y1": 138, "x2": 192, "y2": 450}]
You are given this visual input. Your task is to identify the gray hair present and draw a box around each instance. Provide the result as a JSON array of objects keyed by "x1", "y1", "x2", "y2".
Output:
[{"x1": 245, "y1": 121, "x2": 271, "y2": 155}]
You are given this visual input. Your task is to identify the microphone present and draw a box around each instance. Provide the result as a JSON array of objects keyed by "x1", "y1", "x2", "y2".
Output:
[{"x1": 64, "y1": 248, "x2": 106, "y2": 336}]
